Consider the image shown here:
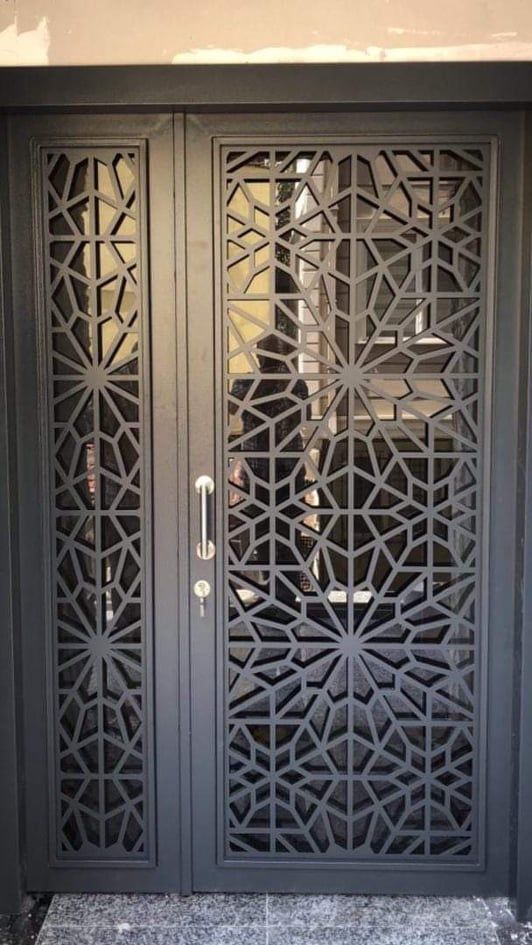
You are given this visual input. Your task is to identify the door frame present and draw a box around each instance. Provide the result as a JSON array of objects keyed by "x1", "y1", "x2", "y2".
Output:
[
  {"x1": 0, "y1": 62, "x2": 531, "y2": 917},
  {"x1": 1, "y1": 62, "x2": 532, "y2": 111}
]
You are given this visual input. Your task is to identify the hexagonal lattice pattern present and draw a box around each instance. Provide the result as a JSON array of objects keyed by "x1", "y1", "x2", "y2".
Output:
[
  {"x1": 42, "y1": 149, "x2": 149, "y2": 858},
  {"x1": 223, "y1": 145, "x2": 487, "y2": 859}
]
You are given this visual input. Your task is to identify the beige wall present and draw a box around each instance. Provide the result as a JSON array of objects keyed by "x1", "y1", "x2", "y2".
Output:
[{"x1": 1, "y1": 0, "x2": 532, "y2": 66}]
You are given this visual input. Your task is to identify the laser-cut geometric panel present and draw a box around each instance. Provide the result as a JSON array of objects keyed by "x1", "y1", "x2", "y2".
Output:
[
  {"x1": 41, "y1": 148, "x2": 151, "y2": 859},
  {"x1": 223, "y1": 145, "x2": 487, "y2": 859}
]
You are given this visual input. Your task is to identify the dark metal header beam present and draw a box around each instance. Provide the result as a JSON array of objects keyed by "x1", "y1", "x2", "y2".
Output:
[{"x1": 1, "y1": 62, "x2": 532, "y2": 111}]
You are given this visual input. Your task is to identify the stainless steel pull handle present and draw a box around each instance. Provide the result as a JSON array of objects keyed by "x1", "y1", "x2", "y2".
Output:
[{"x1": 195, "y1": 475, "x2": 215, "y2": 560}]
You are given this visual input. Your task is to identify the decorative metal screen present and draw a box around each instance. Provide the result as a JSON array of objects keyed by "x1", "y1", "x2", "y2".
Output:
[
  {"x1": 223, "y1": 144, "x2": 488, "y2": 859},
  {"x1": 40, "y1": 147, "x2": 152, "y2": 860}
]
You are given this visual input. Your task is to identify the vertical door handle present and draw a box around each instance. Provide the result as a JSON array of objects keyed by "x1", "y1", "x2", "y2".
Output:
[{"x1": 195, "y1": 475, "x2": 215, "y2": 560}]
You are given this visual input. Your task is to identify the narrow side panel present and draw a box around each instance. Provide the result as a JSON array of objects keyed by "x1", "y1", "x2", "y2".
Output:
[
  {"x1": 35, "y1": 143, "x2": 155, "y2": 865},
  {"x1": 10, "y1": 113, "x2": 180, "y2": 892}
]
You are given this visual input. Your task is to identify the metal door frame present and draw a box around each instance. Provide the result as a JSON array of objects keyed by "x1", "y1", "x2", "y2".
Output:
[{"x1": 0, "y1": 62, "x2": 531, "y2": 918}]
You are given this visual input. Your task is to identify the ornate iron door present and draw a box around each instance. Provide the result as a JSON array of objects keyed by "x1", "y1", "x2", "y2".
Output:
[
  {"x1": 10, "y1": 110, "x2": 520, "y2": 896},
  {"x1": 187, "y1": 113, "x2": 519, "y2": 894},
  {"x1": 11, "y1": 114, "x2": 184, "y2": 892}
]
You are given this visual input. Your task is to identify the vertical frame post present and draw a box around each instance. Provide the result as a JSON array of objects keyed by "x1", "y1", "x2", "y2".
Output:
[
  {"x1": 513, "y1": 110, "x2": 532, "y2": 923},
  {"x1": 0, "y1": 115, "x2": 24, "y2": 914}
]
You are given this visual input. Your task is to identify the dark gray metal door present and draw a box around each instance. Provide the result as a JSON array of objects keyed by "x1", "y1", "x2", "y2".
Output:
[
  {"x1": 10, "y1": 114, "x2": 186, "y2": 892},
  {"x1": 186, "y1": 113, "x2": 521, "y2": 894},
  {"x1": 9, "y1": 109, "x2": 522, "y2": 897}
]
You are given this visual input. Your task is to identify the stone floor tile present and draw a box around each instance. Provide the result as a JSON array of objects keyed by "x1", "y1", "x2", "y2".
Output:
[
  {"x1": 268, "y1": 927, "x2": 499, "y2": 945},
  {"x1": 44, "y1": 894, "x2": 266, "y2": 929},
  {"x1": 484, "y1": 899, "x2": 516, "y2": 928},
  {"x1": 267, "y1": 895, "x2": 372, "y2": 927},
  {"x1": 1, "y1": 896, "x2": 52, "y2": 945},
  {"x1": 268, "y1": 894, "x2": 489, "y2": 931},
  {"x1": 38, "y1": 926, "x2": 266, "y2": 945},
  {"x1": 21, "y1": 892, "x2": 532, "y2": 945},
  {"x1": 495, "y1": 926, "x2": 532, "y2": 945},
  {"x1": 368, "y1": 895, "x2": 490, "y2": 929},
  {"x1": 37, "y1": 932, "x2": 101, "y2": 945}
]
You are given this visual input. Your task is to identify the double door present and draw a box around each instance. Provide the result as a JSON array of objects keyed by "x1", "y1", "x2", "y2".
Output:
[{"x1": 10, "y1": 111, "x2": 521, "y2": 895}]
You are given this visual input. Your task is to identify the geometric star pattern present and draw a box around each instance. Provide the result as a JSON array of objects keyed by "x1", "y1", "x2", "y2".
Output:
[
  {"x1": 42, "y1": 148, "x2": 149, "y2": 858},
  {"x1": 223, "y1": 145, "x2": 487, "y2": 858}
]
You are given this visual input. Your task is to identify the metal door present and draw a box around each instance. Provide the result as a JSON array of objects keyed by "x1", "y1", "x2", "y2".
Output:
[
  {"x1": 10, "y1": 114, "x2": 187, "y2": 892},
  {"x1": 9, "y1": 109, "x2": 522, "y2": 897},
  {"x1": 186, "y1": 112, "x2": 521, "y2": 895}
]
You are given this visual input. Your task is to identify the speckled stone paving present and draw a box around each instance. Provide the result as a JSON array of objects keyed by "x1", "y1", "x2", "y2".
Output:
[
  {"x1": 5, "y1": 894, "x2": 524, "y2": 945},
  {"x1": 0, "y1": 896, "x2": 51, "y2": 945}
]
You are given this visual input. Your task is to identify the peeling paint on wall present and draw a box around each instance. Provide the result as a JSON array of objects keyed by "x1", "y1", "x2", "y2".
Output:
[
  {"x1": 1, "y1": 1, "x2": 531, "y2": 67},
  {"x1": 387, "y1": 27, "x2": 443, "y2": 37},
  {"x1": 172, "y1": 40, "x2": 532, "y2": 65},
  {"x1": 0, "y1": 16, "x2": 49, "y2": 65}
]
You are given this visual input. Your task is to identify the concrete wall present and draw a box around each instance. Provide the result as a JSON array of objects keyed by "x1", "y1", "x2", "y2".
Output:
[{"x1": 0, "y1": 0, "x2": 532, "y2": 66}]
